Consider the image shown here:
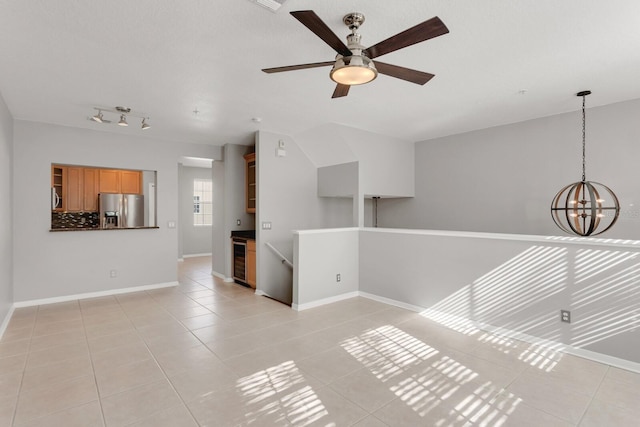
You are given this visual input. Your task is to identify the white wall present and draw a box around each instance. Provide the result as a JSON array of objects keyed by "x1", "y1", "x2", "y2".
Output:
[
  {"x1": 295, "y1": 123, "x2": 414, "y2": 227},
  {"x1": 179, "y1": 165, "x2": 213, "y2": 256},
  {"x1": 318, "y1": 162, "x2": 358, "y2": 197},
  {"x1": 293, "y1": 228, "x2": 359, "y2": 309},
  {"x1": 0, "y1": 92, "x2": 13, "y2": 329},
  {"x1": 12, "y1": 120, "x2": 221, "y2": 302},
  {"x1": 211, "y1": 159, "x2": 226, "y2": 277},
  {"x1": 293, "y1": 227, "x2": 640, "y2": 370},
  {"x1": 296, "y1": 123, "x2": 415, "y2": 198},
  {"x1": 256, "y1": 131, "x2": 352, "y2": 304},
  {"x1": 358, "y1": 228, "x2": 640, "y2": 369},
  {"x1": 379, "y1": 98, "x2": 640, "y2": 240}
]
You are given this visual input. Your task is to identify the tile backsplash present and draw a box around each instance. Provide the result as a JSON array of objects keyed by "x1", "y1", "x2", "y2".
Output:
[{"x1": 51, "y1": 211, "x2": 99, "y2": 229}]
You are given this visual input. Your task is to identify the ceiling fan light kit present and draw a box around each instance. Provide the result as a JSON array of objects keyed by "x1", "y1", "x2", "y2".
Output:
[
  {"x1": 550, "y1": 91, "x2": 620, "y2": 236},
  {"x1": 262, "y1": 10, "x2": 449, "y2": 98},
  {"x1": 89, "y1": 106, "x2": 151, "y2": 130},
  {"x1": 330, "y1": 14, "x2": 377, "y2": 86}
]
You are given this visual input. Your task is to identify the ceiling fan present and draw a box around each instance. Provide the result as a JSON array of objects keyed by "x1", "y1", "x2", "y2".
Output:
[{"x1": 262, "y1": 10, "x2": 449, "y2": 98}]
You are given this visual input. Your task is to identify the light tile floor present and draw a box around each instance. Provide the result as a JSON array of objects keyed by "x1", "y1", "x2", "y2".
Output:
[{"x1": 0, "y1": 256, "x2": 639, "y2": 426}]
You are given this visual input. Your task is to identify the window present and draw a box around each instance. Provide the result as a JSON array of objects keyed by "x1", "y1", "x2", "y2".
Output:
[{"x1": 193, "y1": 179, "x2": 212, "y2": 225}]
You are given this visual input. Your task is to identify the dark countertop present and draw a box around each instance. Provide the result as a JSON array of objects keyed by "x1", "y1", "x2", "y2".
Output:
[
  {"x1": 231, "y1": 230, "x2": 256, "y2": 240},
  {"x1": 50, "y1": 226, "x2": 160, "y2": 232}
]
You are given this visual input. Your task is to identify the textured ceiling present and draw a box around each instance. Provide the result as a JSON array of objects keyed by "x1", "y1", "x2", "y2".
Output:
[{"x1": 1, "y1": 1, "x2": 639, "y2": 146}]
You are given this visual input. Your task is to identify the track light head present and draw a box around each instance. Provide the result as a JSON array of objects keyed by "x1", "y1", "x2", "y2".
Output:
[
  {"x1": 91, "y1": 110, "x2": 103, "y2": 123},
  {"x1": 141, "y1": 118, "x2": 150, "y2": 130},
  {"x1": 118, "y1": 114, "x2": 128, "y2": 127}
]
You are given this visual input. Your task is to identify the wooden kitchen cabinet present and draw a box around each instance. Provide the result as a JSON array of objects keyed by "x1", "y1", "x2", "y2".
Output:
[
  {"x1": 120, "y1": 170, "x2": 141, "y2": 194},
  {"x1": 99, "y1": 169, "x2": 121, "y2": 193},
  {"x1": 60, "y1": 167, "x2": 100, "y2": 212},
  {"x1": 83, "y1": 168, "x2": 100, "y2": 211},
  {"x1": 99, "y1": 169, "x2": 141, "y2": 194},
  {"x1": 65, "y1": 167, "x2": 84, "y2": 212},
  {"x1": 244, "y1": 153, "x2": 256, "y2": 213},
  {"x1": 247, "y1": 239, "x2": 256, "y2": 288}
]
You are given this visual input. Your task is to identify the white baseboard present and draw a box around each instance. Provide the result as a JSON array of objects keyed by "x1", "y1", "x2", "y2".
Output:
[
  {"x1": 0, "y1": 305, "x2": 16, "y2": 341},
  {"x1": 223, "y1": 277, "x2": 234, "y2": 283},
  {"x1": 13, "y1": 281, "x2": 179, "y2": 308},
  {"x1": 475, "y1": 320, "x2": 640, "y2": 374},
  {"x1": 211, "y1": 271, "x2": 226, "y2": 280},
  {"x1": 292, "y1": 291, "x2": 359, "y2": 311},
  {"x1": 255, "y1": 289, "x2": 266, "y2": 296},
  {"x1": 183, "y1": 253, "x2": 212, "y2": 259},
  {"x1": 177, "y1": 258, "x2": 184, "y2": 263},
  {"x1": 359, "y1": 291, "x2": 426, "y2": 313}
]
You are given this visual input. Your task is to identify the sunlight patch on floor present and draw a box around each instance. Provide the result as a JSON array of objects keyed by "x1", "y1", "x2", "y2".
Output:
[{"x1": 236, "y1": 360, "x2": 327, "y2": 426}]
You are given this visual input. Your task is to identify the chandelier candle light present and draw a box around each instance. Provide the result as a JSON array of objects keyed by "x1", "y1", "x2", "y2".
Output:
[{"x1": 550, "y1": 91, "x2": 620, "y2": 236}]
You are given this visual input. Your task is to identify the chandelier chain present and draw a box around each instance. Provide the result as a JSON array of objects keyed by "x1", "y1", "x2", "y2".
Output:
[{"x1": 582, "y1": 93, "x2": 586, "y2": 182}]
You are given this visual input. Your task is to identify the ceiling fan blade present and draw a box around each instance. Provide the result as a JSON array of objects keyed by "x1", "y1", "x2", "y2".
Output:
[
  {"x1": 291, "y1": 10, "x2": 352, "y2": 57},
  {"x1": 332, "y1": 84, "x2": 350, "y2": 98},
  {"x1": 374, "y1": 61, "x2": 435, "y2": 85},
  {"x1": 262, "y1": 61, "x2": 335, "y2": 74},
  {"x1": 364, "y1": 16, "x2": 449, "y2": 59}
]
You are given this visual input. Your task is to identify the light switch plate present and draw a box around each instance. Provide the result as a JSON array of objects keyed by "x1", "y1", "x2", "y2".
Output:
[
  {"x1": 167, "y1": 221, "x2": 176, "y2": 229},
  {"x1": 262, "y1": 221, "x2": 272, "y2": 230}
]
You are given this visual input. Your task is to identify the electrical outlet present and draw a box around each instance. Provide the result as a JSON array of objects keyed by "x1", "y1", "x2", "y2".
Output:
[
  {"x1": 237, "y1": 219, "x2": 241, "y2": 226},
  {"x1": 561, "y1": 310, "x2": 571, "y2": 323},
  {"x1": 336, "y1": 274, "x2": 341, "y2": 282},
  {"x1": 110, "y1": 269, "x2": 117, "y2": 278}
]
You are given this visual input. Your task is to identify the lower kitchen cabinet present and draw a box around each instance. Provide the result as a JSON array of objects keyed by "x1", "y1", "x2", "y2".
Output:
[{"x1": 247, "y1": 239, "x2": 256, "y2": 288}]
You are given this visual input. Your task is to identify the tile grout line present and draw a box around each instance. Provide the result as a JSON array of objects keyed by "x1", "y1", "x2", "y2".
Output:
[
  {"x1": 78, "y1": 298, "x2": 109, "y2": 427},
  {"x1": 574, "y1": 364, "x2": 610, "y2": 427},
  {"x1": 9, "y1": 306, "x2": 37, "y2": 427}
]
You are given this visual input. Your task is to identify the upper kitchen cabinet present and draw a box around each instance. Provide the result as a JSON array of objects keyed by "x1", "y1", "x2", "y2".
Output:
[
  {"x1": 121, "y1": 170, "x2": 142, "y2": 194},
  {"x1": 99, "y1": 169, "x2": 141, "y2": 194},
  {"x1": 57, "y1": 166, "x2": 100, "y2": 212},
  {"x1": 52, "y1": 165, "x2": 143, "y2": 213},
  {"x1": 99, "y1": 169, "x2": 120, "y2": 193},
  {"x1": 244, "y1": 153, "x2": 256, "y2": 213},
  {"x1": 65, "y1": 167, "x2": 84, "y2": 211},
  {"x1": 83, "y1": 168, "x2": 100, "y2": 211}
]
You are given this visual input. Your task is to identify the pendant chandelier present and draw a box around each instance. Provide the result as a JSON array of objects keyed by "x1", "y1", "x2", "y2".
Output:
[{"x1": 550, "y1": 91, "x2": 620, "y2": 236}]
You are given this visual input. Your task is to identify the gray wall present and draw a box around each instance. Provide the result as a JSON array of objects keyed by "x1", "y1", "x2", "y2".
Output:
[
  {"x1": 379, "y1": 98, "x2": 640, "y2": 240},
  {"x1": 179, "y1": 165, "x2": 213, "y2": 256},
  {"x1": 0, "y1": 92, "x2": 13, "y2": 327},
  {"x1": 12, "y1": 120, "x2": 221, "y2": 302}
]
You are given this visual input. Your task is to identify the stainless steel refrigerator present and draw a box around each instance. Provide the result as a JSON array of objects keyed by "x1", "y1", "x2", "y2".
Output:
[{"x1": 99, "y1": 193, "x2": 145, "y2": 228}]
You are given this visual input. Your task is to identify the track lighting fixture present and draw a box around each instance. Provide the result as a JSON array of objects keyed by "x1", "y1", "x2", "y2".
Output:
[{"x1": 88, "y1": 106, "x2": 150, "y2": 130}]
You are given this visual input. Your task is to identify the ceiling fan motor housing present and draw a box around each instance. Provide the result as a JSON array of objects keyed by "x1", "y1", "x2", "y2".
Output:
[{"x1": 330, "y1": 28, "x2": 378, "y2": 85}]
